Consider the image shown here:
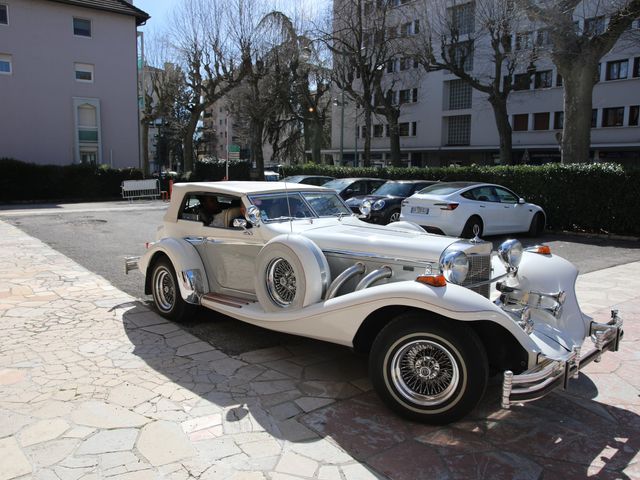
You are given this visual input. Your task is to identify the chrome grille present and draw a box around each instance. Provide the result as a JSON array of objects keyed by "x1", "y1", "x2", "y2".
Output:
[{"x1": 462, "y1": 254, "x2": 491, "y2": 298}]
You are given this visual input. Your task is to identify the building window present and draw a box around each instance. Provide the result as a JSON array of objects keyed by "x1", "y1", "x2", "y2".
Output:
[
  {"x1": 399, "y1": 57, "x2": 416, "y2": 71},
  {"x1": 584, "y1": 16, "x2": 605, "y2": 36},
  {"x1": 591, "y1": 109, "x2": 598, "y2": 128},
  {"x1": 554, "y1": 111, "x2": 564, "y2": 130},
  {"x1": 513, "y1": 114, "x2": 528, "y2": 131},
  {"x1": 412, "y1": 88, "x2": 418, "y2": 103},
  {"x1": 606, "y1": 60, "x2": 628, "y2": 80},
  {"x1": 534, "y1": 70, "x2": 552, "y2": 89},
  {"x1": 399, "y1": 89, "x2": 416, "y2": 104},
  {"x1": 411, "y1": 121, "x2": 417, "y2": 136},
  {"x1": 533, "y1": 112, "x2": 550, "y2": 130},
  {"x1": 535, "y1": 29, "x2": 550, "y2": 47},
  {"x1": 448, "y1": 79, "x2": 472, "y2": 110},
  {"x1": 450, "y1": 40, "x2": 474, "y2": 72},
  {"x1": 361, "y1": 126, "x2": 367, "y2": 138},
  {"x1": 400, "y1": 21, "x2": 419, "y2": 36},
  {"x1": 595, "y1": 63, "x2": 601, "y2": 83},
  {"x1": 630, "y1": 106, "x2": 639, "y2": 126},
  {"x1": 73, "y1": 18, "x2": 92, "y2": 37},
  {"x1": 74, "y1": 63, "x2": 94, "y2": 82},
  {"x1": 513, "y1": 73, "x2": 531, "y2": 91},
  {"x1": 556, "y1": 73, "x2": 563, "y2": 87},
  {"x1": 602, "y1": 107, "x2": 625, "y2": 127},
  {"x1": 634, "y1": 57, "x2": 640, "y2": 77},
  {"x1": 515, "y1": 32, "x2": 533, "y2": 51},
  {"x1": 448, "y1": 2, "x2": 475, "y2": 35},
  {"x1": 373, "y1": 124, "x2": 384, "y2": 137},
  {"x1": 398, "y1": 122, "x2": 410, "y2": 136},
  {"x1": 447, "y1": 115, "x2": 471, "y2": 145},
  {"x1": 0, "y1": 53, "x2": 11, "y2": 74},
  {"x1": 0, "y1": 4, "x2": 8, "y2": 25}
]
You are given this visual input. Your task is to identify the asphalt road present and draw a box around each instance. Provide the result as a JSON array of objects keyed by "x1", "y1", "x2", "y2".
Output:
[{"x1": 5, "y1": 204, "x2": 640, "y2": 354}]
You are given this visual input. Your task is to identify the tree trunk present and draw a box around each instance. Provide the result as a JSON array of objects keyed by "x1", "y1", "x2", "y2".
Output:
[
  {"x1": 311, "y1": 118, "x2": 322, "y2": 164},
  {"x1": 183, "y1": 113, "x2": 200, "y2": 172},
  {"x1": 141, "y1": 119, "x2": 150, "y2": 176},
  {"x1": 250, "y1": 117, "x2": 265, "y2": 180},
  {"x1": 560, "y1": 63, "x2": 597, "y2": 163},
  {"x1": 488, "y1": 95, "x2": 513, "y2": 165},
  {"x1": 362, "y1": 107, "x2": 372, "y2": 167},
  {"x1": 386, "y1": 109, "x2": 401, "y2": 167}
]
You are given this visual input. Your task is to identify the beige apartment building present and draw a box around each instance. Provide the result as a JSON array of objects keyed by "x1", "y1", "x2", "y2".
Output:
[
  {"x1": 0, "y1": 0, "x2": 149, "y2": 167},
  {"x1": 330, "y1": 0, "x2": 640, "y2": 167}
]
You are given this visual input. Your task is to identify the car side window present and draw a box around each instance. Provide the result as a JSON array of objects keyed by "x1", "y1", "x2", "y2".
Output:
[
  {"x1": 178, "y1": 193, "x2": 243, "y2": 228},
  {"x1": 495, "y1": 187, "x2": 518, "y2": 204},
  {"x1": 179, "y1": 195, "x2": 202, "y2": 222},
  {"x1": 470, "y1": 187, "x2": 500, "y2": 202},
  {"x1": 352, "y1": 181, "x2": 366, "y2": 195},
  {"x1": 370, "y1": 181, "x2": 385, "y2": 193}
]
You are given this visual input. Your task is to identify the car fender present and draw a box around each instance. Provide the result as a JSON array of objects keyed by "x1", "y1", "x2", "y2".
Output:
[{"x1": 140, "y1": 237, "x2": 208, "y2": 303}]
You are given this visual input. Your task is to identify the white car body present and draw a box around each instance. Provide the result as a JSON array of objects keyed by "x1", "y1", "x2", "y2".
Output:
[
  {"x1": 130, "y1": 181, "x2": 622, "y2": 424},
  {"x1": 400, "y1": 182, "x2": 546, "y2": 237}
]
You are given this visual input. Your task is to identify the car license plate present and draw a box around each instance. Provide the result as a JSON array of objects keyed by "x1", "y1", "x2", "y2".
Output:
[{"x1": 411, "y1": 206, "x2": 429, "y2": 214}]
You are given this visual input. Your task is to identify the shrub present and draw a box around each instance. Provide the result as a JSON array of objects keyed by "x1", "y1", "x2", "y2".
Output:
[
  {"x1": 281, "y1": 162, "x2": 639, "y2": 235},
  {"x1": 0, "y1": 158, "x2": 143, "y2": 202}
]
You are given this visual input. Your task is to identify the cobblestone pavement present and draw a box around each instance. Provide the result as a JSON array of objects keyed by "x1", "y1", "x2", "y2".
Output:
[{"x1": 0, "y1": 220, "x2": 638, "y2": 480}]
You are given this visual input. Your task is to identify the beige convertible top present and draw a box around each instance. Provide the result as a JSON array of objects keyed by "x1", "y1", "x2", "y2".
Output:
[{"x1": 172, "y1": 181, "x2": 328, "y2": 196}]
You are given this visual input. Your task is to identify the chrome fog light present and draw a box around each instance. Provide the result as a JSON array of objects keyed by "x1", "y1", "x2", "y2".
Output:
[
  {"x1": 440, "y1": 250, "x2": 469, "y2": 284},
  {"x1": 360, "y1": 201, "x2": 372, "y2": 216},
  {"x1": 498, "y1": 239, "x2": 523, "y2": 271}
]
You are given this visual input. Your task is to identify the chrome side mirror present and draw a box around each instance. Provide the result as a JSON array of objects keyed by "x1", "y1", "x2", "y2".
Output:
[
  {"x1": 518, "y1": 198, "x2": 526, "y2": 204},
  {"x1": 233, "y1": 218, "x2": 248, "y2": 228},
  {"x1": 246, "y1": 205, "x2": 261, "y2": 226}
]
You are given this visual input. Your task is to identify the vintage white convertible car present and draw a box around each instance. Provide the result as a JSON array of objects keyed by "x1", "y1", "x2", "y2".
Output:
[{"x1": 127, "y1": 181, "x2": 623, "y2": 424}]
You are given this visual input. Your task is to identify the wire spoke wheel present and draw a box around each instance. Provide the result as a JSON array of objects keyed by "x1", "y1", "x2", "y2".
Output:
[
  {"x1": 389, "y1": 211, "x2": 401, "y2": 222},
  {"x1": 153, "y1": 266, "x2": 176, "y2": 313},
  {"x1": 390, "y1": 340, "x2": 460, "y2": 406},
  {"x1": 266, "y1": 257, "x2": 297, "y2": 307}
]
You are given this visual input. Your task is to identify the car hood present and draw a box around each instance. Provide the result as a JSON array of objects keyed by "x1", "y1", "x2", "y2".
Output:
[{"x1": 268, "y1": 217, "x2": 465, "y2": 262}]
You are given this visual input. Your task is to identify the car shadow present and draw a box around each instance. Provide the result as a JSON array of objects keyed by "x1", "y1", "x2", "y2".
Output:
[{"x1": 122, "y1": 302, "x2": 639, "y2": 479}]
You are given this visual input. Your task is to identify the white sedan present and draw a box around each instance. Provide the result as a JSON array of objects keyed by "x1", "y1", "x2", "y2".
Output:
[{"x1": 401, "y1": 182, "x2": 546, "y2": 238}]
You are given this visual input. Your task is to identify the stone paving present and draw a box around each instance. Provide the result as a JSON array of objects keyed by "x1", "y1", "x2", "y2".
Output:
[{"x1": 0, "y1": 219, "x2": 638, "y2": 480}]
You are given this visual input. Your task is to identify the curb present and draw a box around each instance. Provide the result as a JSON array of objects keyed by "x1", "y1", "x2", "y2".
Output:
[{"x1": 549, "y1": 229, "x2": 640, "y2": 242}]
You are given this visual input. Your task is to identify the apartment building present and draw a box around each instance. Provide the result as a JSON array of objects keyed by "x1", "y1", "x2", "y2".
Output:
[
  {"x1": 330, "y1": 0, "x2": 640, "y2": 167},
  {"x1": 0, "y1": 0, "x2": 149, "y2": 167}
]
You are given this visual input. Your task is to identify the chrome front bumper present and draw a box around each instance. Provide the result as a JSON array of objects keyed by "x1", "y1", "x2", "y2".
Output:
[{"x1": 501, "y1": 310, "x2": 624, "y2": 409}]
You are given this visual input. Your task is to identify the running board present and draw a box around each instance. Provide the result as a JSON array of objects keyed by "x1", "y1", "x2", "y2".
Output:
[{"x1": 201, "y1": 293, "x2": 255, "y2": 309}]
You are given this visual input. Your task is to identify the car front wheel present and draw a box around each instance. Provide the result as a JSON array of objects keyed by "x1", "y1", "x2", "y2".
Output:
[
  {"x1": 150, "y1": 258, "x2": 194, "y2": 323},
  {"x1": 387, "y1": 210, "x2": 401, "y2": 223},
  {"x1": 370, "y1": 314, "x2": 488, "y2": 424}
]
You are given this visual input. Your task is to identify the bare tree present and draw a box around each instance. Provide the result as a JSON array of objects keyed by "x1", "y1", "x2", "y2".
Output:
[
  {"x1": 411, "y1": 0, "x2": 533, "y2": 165},
  {"x1": 139, "y1": 35, "x2": 188, "y2": 175},
  {"x1": 170, "y1": 0, "x2": 248, "y2": 172},
  {"x1": 516, "y1": 0, "x2": 640, "y2": 163}
]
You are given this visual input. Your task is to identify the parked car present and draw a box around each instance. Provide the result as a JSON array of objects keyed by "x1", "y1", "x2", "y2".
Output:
[
  {"x1": 128, "y1": 181, "x2": 623, "y2": 425},
  {"x1": 281, "y1": 175, "x2": 334, "y2": 186},
  {"x1": 323, "y1": 177, "x2": 386, "y2": 200},
  {"x1": 345, "y1": 180, "x2": 438, "y2": 224},
  {"x1": 401, "y1": 182, "x2": 546, "y2": 238}
]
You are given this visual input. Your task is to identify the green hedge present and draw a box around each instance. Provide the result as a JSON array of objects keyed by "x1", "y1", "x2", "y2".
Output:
[
  {"x1": 281, "y1": 163, "x2": 640, "y2": 236},
  {"x1": 0, "y1": 158, "x2": 143, "y2": 202},
  {"x1": 185, "y1": 160, "x2": 251, "y2": 182}
]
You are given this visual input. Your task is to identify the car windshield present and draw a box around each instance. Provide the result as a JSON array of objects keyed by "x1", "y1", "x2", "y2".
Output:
[
  {"x1": 248, "y1": 191, "x2": 352, "y2": 222},
  {"x1": 282, "y1": 176, "x2": 303, "y2": 183},
  {"x1": 322, "y1": 178, "x2": 353, "y2": 191},
  {"x1": 372, "y1": 182, "x2": 414, "y2": 197},
  {"x1": 418, "y1": 182, "x2": 475, "y2": 195}
]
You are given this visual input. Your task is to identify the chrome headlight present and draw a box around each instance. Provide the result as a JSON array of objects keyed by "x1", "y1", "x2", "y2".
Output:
[
  {"x1": 498, "y1": 239, "x2": 523, "y2": 271},
  {"x1": 372, "y1": 199, "x2": 385, "y2": 211},
  {"x1": 360, "y1": 200, "x2": 372, "y2": 216},
  {"x1": 440, "y1": 250, "x2": 469, "y2": 284}
]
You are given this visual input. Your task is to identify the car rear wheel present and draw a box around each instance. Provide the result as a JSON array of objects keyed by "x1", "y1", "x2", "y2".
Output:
[
  {"x1": 461, "y1": 216, "x2": 483, "y2": 239},
  {"x1": 528, "y1": 212, "x2": 545, "y2": 237},
  {"x1": 150, "y1": 258, "x2": 194, "y2": 323},
  {"x1": 370, "y1": 314, "x2": 488, "y2": 424},
  {"x1": 388, "y1": 210, "x2": 401, "y2": 223}
]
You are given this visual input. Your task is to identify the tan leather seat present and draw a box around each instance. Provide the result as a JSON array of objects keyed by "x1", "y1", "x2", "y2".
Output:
[{"x1": 223, "y1": 207, "x2": 243, "y2": 227}]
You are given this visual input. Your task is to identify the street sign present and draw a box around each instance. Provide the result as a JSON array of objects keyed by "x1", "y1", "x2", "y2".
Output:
[{"x1": 228, "y1": 144, "x2": 240, "y2": 153}]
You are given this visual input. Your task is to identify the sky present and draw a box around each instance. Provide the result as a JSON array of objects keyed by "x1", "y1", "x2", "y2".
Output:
[{"x1": 133, "y1": 0, "x2": 331, "y2": 34}]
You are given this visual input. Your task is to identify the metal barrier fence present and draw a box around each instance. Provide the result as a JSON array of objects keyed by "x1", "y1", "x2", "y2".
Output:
[{"x1": 121, "y1": 179, "x2": 161, "y2": 201}]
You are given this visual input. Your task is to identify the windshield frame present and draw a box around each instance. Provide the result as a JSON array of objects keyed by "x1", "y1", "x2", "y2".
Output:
[{"x1": 247, "y1": 190, "x2": 353, "y2": 223}]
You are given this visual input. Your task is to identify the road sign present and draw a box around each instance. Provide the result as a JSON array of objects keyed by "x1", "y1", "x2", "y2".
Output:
[{"x1": 228, "y1": 144, "x2": 240, "y2": 153}]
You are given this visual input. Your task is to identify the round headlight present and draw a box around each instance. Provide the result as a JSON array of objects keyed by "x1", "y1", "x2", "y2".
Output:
[
  {"x1": 372, "y1": 199, "x2": 385, "y2": 211},
  {"x1": 247, "y1": 205, "x2": 262, "y2": 226},
  {"x1": 360, "y1": 200, "x2": 372, "y2": 216},
  {"x1": 498, "y1": 239, "x2": 523, "y2": 270},
  {"x1": 440, "y1": 251, "x2": 469, "y2": 284}
]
